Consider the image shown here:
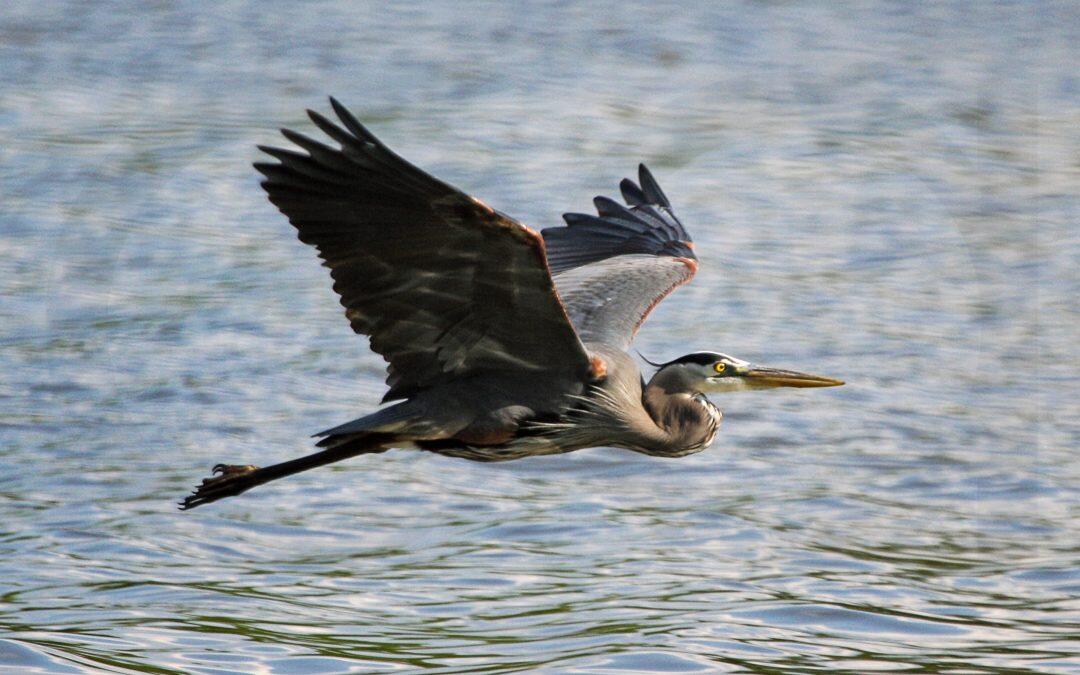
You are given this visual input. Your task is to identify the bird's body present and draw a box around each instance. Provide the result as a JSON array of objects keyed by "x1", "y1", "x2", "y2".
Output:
[
  {"x1": 181, "y1": 98, "x2": 842, "y2": 509},
  {"x1": 407, "y1": 345, "x2": 720, "y2": 462}
]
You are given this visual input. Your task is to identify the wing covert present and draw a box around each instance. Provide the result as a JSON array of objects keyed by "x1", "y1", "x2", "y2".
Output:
[
  {"x1": 541, "y1": 166, "x2": 699, "y2": 349},
  {"x1": 255, "y1": 98, "x2": 590, "y2": 402},
  {"x1": 554, "y1": 255, "x2": 697, "y2": 349}
]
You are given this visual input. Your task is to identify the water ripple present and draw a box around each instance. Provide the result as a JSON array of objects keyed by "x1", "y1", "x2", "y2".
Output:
[{"x1": 2, "y1": 0, "x2": 1077, "y2": 672}]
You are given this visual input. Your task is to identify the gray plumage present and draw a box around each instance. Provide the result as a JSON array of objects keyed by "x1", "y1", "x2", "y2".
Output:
[
  {"x1": 553, "y1": 255, "x2": 696, "y2": 349},
  {"x1": 180, "y1": 98, "x2": 842, "y2": 510}
]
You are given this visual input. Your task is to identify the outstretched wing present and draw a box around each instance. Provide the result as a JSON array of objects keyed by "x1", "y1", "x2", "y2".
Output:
[
  {"x1": 255, "y1": 98, "x2": 590, "y2": 402},
  {"x1": 541, "y1": 166, "x2": 698, "y2": 349}
]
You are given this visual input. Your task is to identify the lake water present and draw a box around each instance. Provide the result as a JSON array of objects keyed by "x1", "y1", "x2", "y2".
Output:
[{"x1": 1, "y1": 1, "x2": 1077, "y2": 672}]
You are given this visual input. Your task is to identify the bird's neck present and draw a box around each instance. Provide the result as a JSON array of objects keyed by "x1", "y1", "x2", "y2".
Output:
[{"x1": 641, "y1": 377, "x2": 722, "y2": 457}]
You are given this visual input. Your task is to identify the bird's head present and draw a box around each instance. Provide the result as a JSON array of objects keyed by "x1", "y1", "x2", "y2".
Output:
[{"x1": 645, "y1": 351, "x2": 844, "y2": 394}]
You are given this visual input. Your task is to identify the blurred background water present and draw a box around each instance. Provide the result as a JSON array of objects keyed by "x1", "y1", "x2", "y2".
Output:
[{"x1": 1, "y1": 1, "x2": 1078, "y2": 672}]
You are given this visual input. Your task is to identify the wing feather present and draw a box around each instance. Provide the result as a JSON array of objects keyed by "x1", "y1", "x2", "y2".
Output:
[
  {"x1": 555, "y1": 256, "x2": 697, "y2": 349},
  {"x1": 541, "y1": 166, "x2": 699, "y2": 349},
  {"x1": 542, "y1": 164, "x2": 694, "y2": 275},
  {"x1": 257, "y1": 98, "x2": 590, "y2": 402}
]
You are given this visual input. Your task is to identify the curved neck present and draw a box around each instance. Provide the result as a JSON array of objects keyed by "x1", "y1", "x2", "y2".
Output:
[{"x1": 640, "y1": 369, "x2": 721, "y2": 457}]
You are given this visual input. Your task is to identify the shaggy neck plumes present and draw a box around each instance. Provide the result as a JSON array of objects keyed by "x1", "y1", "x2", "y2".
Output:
[{"x1": 640, "y1": 367, "x2": 722, "y2": 457}]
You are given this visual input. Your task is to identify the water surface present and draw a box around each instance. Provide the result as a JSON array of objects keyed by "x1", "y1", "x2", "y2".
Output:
[{"x1": 1, "y1": 1, "x2": 1078, "y2": 672}]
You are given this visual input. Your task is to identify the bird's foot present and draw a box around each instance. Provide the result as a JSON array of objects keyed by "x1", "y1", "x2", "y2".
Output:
[{"x1": 179, "y1": 463, "x2": 260, "y2": 510}]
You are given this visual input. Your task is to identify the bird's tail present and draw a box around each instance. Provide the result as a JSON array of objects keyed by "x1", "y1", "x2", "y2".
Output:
[{"x1": 314, "y1": 401, "x2": 421, "y2": 440}]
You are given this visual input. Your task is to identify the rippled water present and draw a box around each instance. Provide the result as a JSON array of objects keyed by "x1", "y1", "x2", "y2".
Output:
[{"x1": 2, "y1": 1, "x2": 1078, "y2": 672}]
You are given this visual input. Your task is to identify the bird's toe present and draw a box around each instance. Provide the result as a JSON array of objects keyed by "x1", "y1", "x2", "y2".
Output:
[{"x1": 179, "y1": 464, "x2": 261, "y2": 510}]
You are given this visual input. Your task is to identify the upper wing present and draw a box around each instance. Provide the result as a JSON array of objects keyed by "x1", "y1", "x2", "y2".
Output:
[
  {"x1": 540, "y1": 166, "x2": 698, "y2": 349},
  {"x1": 255, "y1": 98, "x2": 590, "y2": 402},
  {"x1": 551, "y1": 254, "x2": 697, "y2": 349}
]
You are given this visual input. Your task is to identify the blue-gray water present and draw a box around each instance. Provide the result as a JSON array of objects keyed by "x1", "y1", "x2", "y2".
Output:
[{"x1": 2, "y1": 1, "x2": 1078, "y2": 672}]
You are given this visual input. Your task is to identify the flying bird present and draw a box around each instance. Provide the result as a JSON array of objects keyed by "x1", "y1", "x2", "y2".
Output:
[{"x1": 180, "y1": 98, "x2": 843, "y2": 509}]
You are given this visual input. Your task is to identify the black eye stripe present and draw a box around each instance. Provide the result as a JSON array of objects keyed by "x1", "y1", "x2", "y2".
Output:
[{"x1": 664, "y1": 352, "x2": 725, "y2": 367}]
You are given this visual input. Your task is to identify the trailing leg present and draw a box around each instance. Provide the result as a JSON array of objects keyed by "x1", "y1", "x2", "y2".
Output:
[{"x1": 179, "y1": 433, "x2": 392, "y2": 510}]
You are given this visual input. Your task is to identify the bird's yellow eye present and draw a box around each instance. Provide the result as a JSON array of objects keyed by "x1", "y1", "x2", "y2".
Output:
[{"x1": 714, "y1": 362, "x2": 727, "y2": 374}]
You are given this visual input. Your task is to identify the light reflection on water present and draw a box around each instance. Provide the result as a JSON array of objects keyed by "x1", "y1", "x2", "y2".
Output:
[{"x1": 1, "y1": 1, "x2": 1077, "y2": 673}]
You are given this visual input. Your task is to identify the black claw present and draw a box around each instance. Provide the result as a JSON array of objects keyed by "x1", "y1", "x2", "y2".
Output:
[{"x1": 179, "y1": 464, "x2": 262, "y2": 510}]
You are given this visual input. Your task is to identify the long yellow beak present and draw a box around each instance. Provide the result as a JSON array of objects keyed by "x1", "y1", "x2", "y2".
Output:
[{"x1": 743, "y1": 366, "x2": 845, "y2": 388}]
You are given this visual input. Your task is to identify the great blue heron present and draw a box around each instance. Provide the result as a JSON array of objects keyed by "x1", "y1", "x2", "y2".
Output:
[{"x1": 179, "y1": 98, "x2": 843, "y2": 510}]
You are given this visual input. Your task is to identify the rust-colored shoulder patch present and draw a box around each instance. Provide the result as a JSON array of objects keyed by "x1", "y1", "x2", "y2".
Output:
[
  {"x1": 675, "y1": 256, "x2": 698, "y2": 275},
  {"x1": 520, "y1": 224, "x2": 544, "y2": 243},
  {"x1": 470, "y1": 196, "x2": 495, "y2": 214},
  {"x1": 515, "y1": 223, "x2": 547, "y2": 250},
  {"x1": 589, "y1": 355, "x2": 608, "y2": 381}
]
